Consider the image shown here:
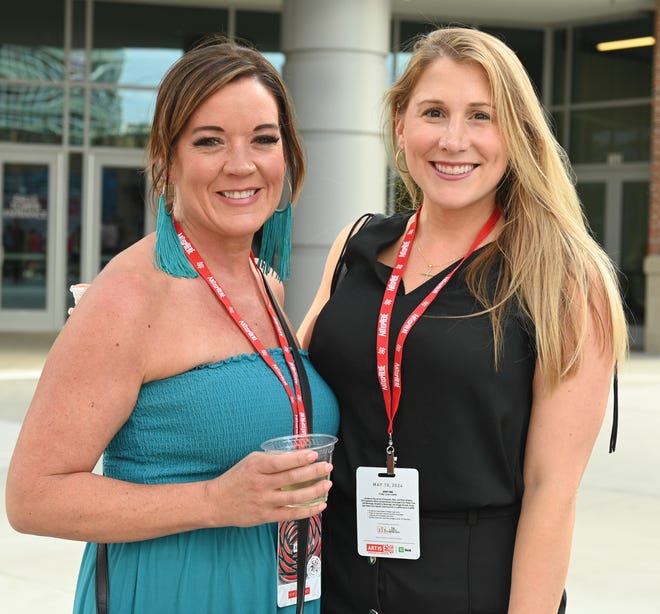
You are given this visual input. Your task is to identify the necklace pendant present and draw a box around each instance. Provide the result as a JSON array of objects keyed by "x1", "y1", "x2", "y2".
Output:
[{"x1": 421, "y1": 265, "x2": 434, "y2": 279}]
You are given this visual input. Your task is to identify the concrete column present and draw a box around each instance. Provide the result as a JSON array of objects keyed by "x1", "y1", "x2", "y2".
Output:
[
  {"x1": 282, "y1": 0, "x2": 391, "y2": 326},
  {"x1": 646, "y1": 2, "x2": 660, "y2": 353},
  {"x1": 645, "y1": 256, "x2": 660, "y2": 352}
]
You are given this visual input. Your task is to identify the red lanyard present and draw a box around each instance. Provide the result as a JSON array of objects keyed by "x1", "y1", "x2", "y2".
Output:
[
  {"x1": 173, "y1": 220, "x2": 308, "y2": 436},
  {"x1": 376, "y1": 207, "x2": 501, "y2": 471}
]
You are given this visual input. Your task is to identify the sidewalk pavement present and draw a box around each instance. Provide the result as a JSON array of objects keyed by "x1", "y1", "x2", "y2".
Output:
[{"x1": 1, "y1": 332, "x2": 659, "y2": 613}]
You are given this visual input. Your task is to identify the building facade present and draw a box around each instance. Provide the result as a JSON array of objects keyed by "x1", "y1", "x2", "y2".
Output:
[{"x1": 1, "y1": 0, "x2": 658, "y2": 352}]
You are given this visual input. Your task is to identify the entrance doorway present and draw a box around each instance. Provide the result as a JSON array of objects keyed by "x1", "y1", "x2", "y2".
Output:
[
  {"x1": 0, "y1": 149, "x2": 152, "y2": 332},
  {"x1": 576, "y1": 164, "x2": 649, "y2": 348},
  {"x1": 80, "y1": 152, "x2": 153, "y2": 284},
  {"x1": 0, "y1": 150, "x2": 65, "y2": 330}
]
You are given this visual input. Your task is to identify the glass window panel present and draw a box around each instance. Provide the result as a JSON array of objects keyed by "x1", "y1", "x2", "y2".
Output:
[
  {"x1": 395, "y1": 52, "x2": 412, "y2": 80},
  {"x1": 2, "y1": 162, "x2": 49, "y2": 309},
  {"x1": 570, "y1": 105, "x2": 651, "y2": 164},
  {"x1": 552, "y1": 29, "x2": 567, "y2": 105},
  {"x1": 572, "y1": 16, "x2": 653, "y2": 103},
  {"x1": 399, "y1": 21, "x2": 438, "y2": 50},
  {"x1": 396, "y1": 22, "x2": 543, "y2": 96},
  {"x1": 0, "y1": 84, "x2": 64, "y2": 144},
  {"x1": 550, "y1": 111, "x2": 565, "y2": 148},
  {"x1": 69, "y1": 87, "x2": 85, "y2": 146},
  {"x1": 263, "y1": 53, "x2": 285, "y2": 76},
  {"x1": 89, "y1": 87, "x2": 155, "y2": 148},
  {"x1": 100, "y1": 167, "x2": 145, "y2": 268},
  {"x1": 620, "y1": 181, "x2": 649, "y2": 325},
  {"x1": 483, "y1": 27, "x2": 544, "y2": 97},
  {"x1": 236, "y1": 11, "x2": 280, "y2": 51},
  {"x1": 1, "y1": 0, "x2": 64, "y2": 81},
  {"x1": 0, "y1": 46, "x2": 65, "y2": 83},
  {"x1": 71, "y1": 0, "x2": 87, "y2": 81},
  {"x1": 67, "y1": 154, "x2": 83, "y2": 312},
  {"x1": 92, "y1": 1, "x2": 228, "y2": 86},
  {"x1": 236, "y1": 11, "x2": 283, "y2": 72},
  {"x1": 396, "y1": 21, "x2": 447, "y2": 80},
  {"x1": 386, "y1": 52, "x2": 395, "y2": 85},
  {"x1": 576, "y1": 182, "x2": 606, "y2": 245}
]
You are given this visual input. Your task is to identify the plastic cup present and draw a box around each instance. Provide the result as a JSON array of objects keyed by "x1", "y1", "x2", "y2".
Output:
[
  {"x1": 261, "y1": 433, "x2": 337, "y2": 507},
  {"x1": 69, "y1": 283, "x2": 89, "y2": 304}
]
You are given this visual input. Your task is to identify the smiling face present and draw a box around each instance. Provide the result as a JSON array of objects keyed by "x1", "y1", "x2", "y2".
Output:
[
  {"x1": 168, "y1": 76, "x2": 286, "y2": 246},
  {"x1": 396, "y1": 57, "x2": 508, "y2": 217}
]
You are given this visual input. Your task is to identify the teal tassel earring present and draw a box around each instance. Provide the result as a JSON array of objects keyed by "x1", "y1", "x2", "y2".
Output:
[
  {"x1": 258, "y1": 200, "x2": 292, "y2": 281},
  {"x1": 258, "y1": 176, "x2": 293, "y2": 281},
  {"x1": 153, "y1": 192, "x2": 198, "y2": 278}
]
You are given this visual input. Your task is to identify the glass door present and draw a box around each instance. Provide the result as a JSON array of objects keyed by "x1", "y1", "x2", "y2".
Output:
[
  {"x1": 619, "y1": 181, "x2": 649, "y2": 330},
  {"x1": 576, "y1": 165, "x2": 649, "y2": 348},
  {"x1": 0, "y1": 150, "x2": 64, "y2": 330},
  {"x1": 81, "y1": 152, "x2": 152, "y2": 283}
]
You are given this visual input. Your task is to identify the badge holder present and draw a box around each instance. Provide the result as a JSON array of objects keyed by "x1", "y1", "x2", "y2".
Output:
[
  {"x1": 276, "y1": 514, "x2": 323, "y2": 607},
  {"x1": 356, "y1": 438, "x2": 421, "y2": 560}
]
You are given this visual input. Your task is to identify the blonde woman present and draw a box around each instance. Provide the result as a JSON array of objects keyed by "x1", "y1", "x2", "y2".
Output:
[{"x1": 300, "y1": 27, "x2": 627, "y2": 613}]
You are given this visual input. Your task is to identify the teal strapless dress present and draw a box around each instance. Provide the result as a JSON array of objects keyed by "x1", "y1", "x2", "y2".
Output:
[{"x1": 72, "y1": 349, "x2": 339, "y2": 614}]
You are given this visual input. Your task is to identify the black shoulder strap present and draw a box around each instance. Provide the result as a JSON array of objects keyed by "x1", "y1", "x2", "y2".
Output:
[
  {"x1": 259, "y1": 270, "x2": 313, "y2": 430},
  {"x1": 330, "y1": 212, "x2": 378, "y2": 296},
  {"x1": 609, "y1": 366, "x2": 618, "y2": 453},
  {"x1": 96, "y1": 542, "x2": 108, "y2": 614},
  {"x1": 258, "y1": 269, "x2": 313, "y2": 614}
]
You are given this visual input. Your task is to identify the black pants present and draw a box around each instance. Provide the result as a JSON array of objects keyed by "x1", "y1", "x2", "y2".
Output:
[{"x1": 323, "y1": 505, "x2": 567, "y2": 614}]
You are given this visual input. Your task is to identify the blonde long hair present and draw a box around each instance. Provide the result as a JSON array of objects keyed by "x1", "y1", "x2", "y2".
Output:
[{"x1": 385, "y1": 27, "x2": 628, "y2": 387}]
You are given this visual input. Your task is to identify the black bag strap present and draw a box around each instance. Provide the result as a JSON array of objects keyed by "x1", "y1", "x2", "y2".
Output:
[
  {"x1": 95, "y1": 542, "x2": 108, "y2": 614},
  {"x1": 259, "y1": 269, "x2": 314, "y2": 614},
  {"x1": 609, "y1": 365, "x2": 619, "y2": 453},
  {"x1": 330, "y1": 212, "x2": 379, "y2": 296},
  {"x1": 259, "y1": 269, "x2": 314, "y2": 431}
]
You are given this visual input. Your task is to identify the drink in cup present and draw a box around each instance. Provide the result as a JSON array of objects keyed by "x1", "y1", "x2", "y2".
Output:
[{"x1": 261, "y1": 433, "x2": 337, "y2": 507}]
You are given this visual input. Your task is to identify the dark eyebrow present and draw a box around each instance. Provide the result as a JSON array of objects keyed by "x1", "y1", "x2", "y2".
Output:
[
  {"x1": 255, "y1": 123, "x2": 280, "y2": 131},
  {"x1": 191, "y1": 123, "x2": 280, "y2": 134}
]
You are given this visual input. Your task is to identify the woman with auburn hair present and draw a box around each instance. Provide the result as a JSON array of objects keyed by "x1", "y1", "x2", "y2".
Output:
[
  {"x1": 7, "y1": 37, "x2": 338, "y2": 613},
  {"x1": 300, "y1": 26, "x2": 626, "y2": 613}
]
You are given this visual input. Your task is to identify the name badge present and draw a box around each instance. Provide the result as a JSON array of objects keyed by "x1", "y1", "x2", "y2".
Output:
[
  {"x1": 356, "y1": 467, "x2": 420, "y2": 560},
  {"x1": 276, "y1": 516, "x2": 322, "y2": 607}
]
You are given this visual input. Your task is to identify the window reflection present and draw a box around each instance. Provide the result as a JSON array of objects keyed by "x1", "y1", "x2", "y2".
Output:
[
  {"x1": 89, "y1": 87, "x2": 155, "y2": 147},
  {"x1": 92, "y1": 1, "x2": 228, "y2": 85},
  {"x1": 570, "y1": 105, "x2": 651, "y2": 163},
  {"x1": 0, "y1": 85, "x2": 64, "y2": 144},
  {"x1": 90, "y1": 48, "x2": 182, "y2": 87},
  {"x1": 2, "y1": 1, "x2": 64, "y2": 79},
  {"x1": 572, "y1": 17, "x2": 653, "y2": 103}
]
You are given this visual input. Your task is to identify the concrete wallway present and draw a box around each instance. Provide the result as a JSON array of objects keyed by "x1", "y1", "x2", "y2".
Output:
[{"x1": 1, "y1": 333, "x2": 659, "y2": 613}]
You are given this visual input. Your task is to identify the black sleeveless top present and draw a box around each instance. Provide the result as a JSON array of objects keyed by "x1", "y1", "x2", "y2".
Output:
[
  {"x1": 309, "y1": 213, "x2": 561, "y2": 613},
  {"x1": 310, "y1": 212, "x2": 536, "y2": 512}
]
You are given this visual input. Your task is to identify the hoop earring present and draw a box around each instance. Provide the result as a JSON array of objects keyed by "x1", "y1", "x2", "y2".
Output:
[
  {"x1": 395, "y1": 148, "x2": 409, "y2": 174},
  {"x1": 153, "y1": 189, "x2": 197, "y2": 278},
  {"x1": 257, "y1": 176, "x2": 293, "y2": 281}
]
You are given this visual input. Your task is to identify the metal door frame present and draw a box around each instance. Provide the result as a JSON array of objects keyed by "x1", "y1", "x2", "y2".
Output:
[
  {"x1": 82, "y1": 150, "x2": 151, "y2": 283},
  {"x1": 0, "y1": 148, "x2": 66, "y2": 331}
]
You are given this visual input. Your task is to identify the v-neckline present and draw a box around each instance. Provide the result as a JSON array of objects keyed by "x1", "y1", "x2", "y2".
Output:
[{"x1": 376, "y1": 250, "x2": 483, "y2": 297}]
